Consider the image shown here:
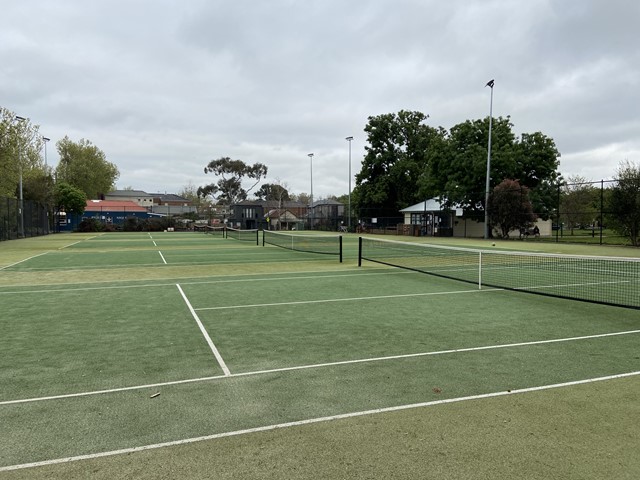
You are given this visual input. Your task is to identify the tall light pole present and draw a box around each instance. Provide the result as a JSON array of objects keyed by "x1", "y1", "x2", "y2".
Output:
[
  {"x1": 308, "y1": 153, "x2": 314, "y2": 230},
  {"x1": 14, "y1": 115, "x2": 26, "y2": 238},
  {"x1": 345, "y1": 136, "x2": 353, "y2": 231},
  {"x1": 484, "y1": 79, "x2": 494, "y2": 240},
  {"x1": 43, "y1": 136, "x2": 50, "y2": 167}
]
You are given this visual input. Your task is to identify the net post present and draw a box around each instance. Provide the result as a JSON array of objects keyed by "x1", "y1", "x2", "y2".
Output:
[
  {"x1": 255, "y1": 229, "x2": 259, "y2": 246},
  {"x1": 478, "y1": 251, "x2": 482, "y2": 289},
  {"x1": 262, "y1": 230, "x2": 265, "y2": 246},
  {"x1": 358, "y1": 236, "x2": 362, "y2": 267},
  {"x1": 339, "y1": 235, "x2": 343, "y2": 263}
]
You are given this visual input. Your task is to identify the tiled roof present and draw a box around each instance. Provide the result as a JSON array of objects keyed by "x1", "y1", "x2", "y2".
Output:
[{"x1": 85, "y1": 200, "x2": 148, "y2": 212}]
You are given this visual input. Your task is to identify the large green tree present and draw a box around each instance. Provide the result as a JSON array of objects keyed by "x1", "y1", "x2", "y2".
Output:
[
  {"x1": 55, "y1": 136, "x2": 119, "y2": 199},
  {"x1": 197, "y1": 157, "x2": 267, "y2": 205},
  {"x1": 255, "y1": 182, "x2": 290, "y2": 203},
  {"x1": 0, "y1": 108, "x2": 46, "y2": 198},
  {"x1": 353, "y1": 110, "x2": 439, "y2": 216},
  {"x1": 607, "y1": 161, "x2": 640, "y2": 246},
  {"x1": 54, "y1": 182, "x2": 87, "y2": 215},
  {"x1": 424, "y1": 117, "x2": 560, "y2": 219},
  {"x1": 23, "y1": 167, "x2": 55, "y2": 206},
  {"x1": 560, "y1": 176, "x2": 599, "y2": 234}
]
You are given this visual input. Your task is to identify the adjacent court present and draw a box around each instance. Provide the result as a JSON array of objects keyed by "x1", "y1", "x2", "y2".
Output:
[{"x1": 0, "y1": 231, "x2": 638, "y2": 478}]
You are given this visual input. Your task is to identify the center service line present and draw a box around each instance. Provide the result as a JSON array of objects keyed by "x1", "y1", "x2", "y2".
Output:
[
  {"x1": 158, "y1": 251, "x2": 167, "y2": 264},
  {"x1": 176, "y1": 284, "x2": 231, "y2": 376}
]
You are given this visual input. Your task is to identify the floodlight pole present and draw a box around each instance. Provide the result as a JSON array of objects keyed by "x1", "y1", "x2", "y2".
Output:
[
  {"x1": 345, "y1": 136, "x2": 353, "y2": 230},
  {"x1": 14, "y1": 115, "x2": 27, "y2": 238},
  {"x1": 484, "y1": 80, "x2": 494, "y2": 240},
  {"x1": 308, "y1": 153, "x2": 314, "y2": 230},
  {"x1": 43, "y1": 136, "x2": 50, "y2": 166}
]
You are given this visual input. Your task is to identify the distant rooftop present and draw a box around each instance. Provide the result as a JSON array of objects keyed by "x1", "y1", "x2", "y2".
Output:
[
  {"x1": 107, "y1": 190, "x2": 152, "y2": 197},
  {"x1": 85, "y1": 200, "x2": 148, "y2": 212},
  {"x1": 149, "y1": 193, "x2": 189, "y2": 202}
]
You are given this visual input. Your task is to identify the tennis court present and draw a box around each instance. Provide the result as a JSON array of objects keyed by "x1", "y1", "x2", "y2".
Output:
[{"x1": 1, "y1": 232, "x2": 639, "y2": 479}]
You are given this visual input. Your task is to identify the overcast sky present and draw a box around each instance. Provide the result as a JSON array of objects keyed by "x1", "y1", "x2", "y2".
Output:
[{"x1": 2, "y1": 0, "x2": 639, "y2": 199}]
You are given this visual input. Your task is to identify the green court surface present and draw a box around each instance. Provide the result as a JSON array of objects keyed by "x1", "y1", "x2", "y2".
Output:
[{"x1": 0, "y1": 232, "x2": 639, "y2": 479}]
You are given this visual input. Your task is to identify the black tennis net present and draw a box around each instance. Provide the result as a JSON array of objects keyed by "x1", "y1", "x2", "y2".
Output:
[
  {"x1": 263, "y1": 230, "x2": 343, "y2": 262},
  {"x1": 358, "y1": 237, "x2": 640, "y2": 309},
  {"x1": 226, "y1": 227, "x2": 259, "y2": 244},
  {"x1": 195, "y1": 225, "x2": 226, "y2": 236}
]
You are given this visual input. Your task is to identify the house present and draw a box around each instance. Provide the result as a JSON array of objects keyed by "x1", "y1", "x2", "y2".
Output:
[
  {"x1": 400, "y1": 198, "x2": 552, "y2": 238},
  {"x1": 148, "y1": 193, "x2": 197, "y2": 216},
  {"x1": 104, "y1": 190, "x2": 154, "y2": 208},
  {"x1": 227, "y1": 200, "x2": 266, "y2": 230},
  {"x1": 226, "y1": 198, "x2": 345, "y2": 231},
  {"x1": 399, "y1": 199, "x2": 462, "y2": 236},
  {"x1": 264, "y1": 209, "x2": 301, "y2": 230},
  {"x1": 309, "y1": 199, "x2": 345, "y2": 231}
]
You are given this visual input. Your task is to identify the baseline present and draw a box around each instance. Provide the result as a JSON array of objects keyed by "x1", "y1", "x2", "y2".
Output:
[{"x1": 2, "y1": 371, "x2": 638, "y2": 473}]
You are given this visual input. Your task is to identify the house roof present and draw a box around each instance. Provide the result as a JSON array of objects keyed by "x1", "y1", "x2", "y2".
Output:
[
  {"x1": 85, "y1": 200, "x2": 148, "y2": 212},
  {"x1": 106, "y1": 190, "x2": 152, "y2": 197},
  {"x1": 311, "y1": 198, "x2": 343, "y2": 207},
  {"x1": 400, "y1": 199, "x2": 463, "y2": 216},
  {"x1": 261, "y1": 200, "x2": 307, "y2": 209},
  {"x1": 149, "y1": 193, "x2": 189, "y2": 202},
  {"x1": 264, "y1": 209, "x2": 299, "y2": 220}
]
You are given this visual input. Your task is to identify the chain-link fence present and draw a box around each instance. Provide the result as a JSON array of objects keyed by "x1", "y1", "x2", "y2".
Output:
[
  {"x1": 552, "y1": 179, "x2": 631, "y2": 245},
  {"x1": 0, "y1": 195, "x2": 51, "y2": 241},
  {"x1": 353, "y1": 179, "x2": 636, "y2": 246}
]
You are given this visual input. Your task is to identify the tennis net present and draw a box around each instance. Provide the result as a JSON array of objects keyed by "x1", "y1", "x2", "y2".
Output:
[
  {"x1": 195, "y1": 225, "x2": 226, "y2": 236},
  {"x1": 358, "y1": 237, "x2": 640, "y2": 309},
  {"x1": 263, "y1": 230, "x2": 343, "y2": 262},
  {"x1": 226, "y1": 227, "x2": 259, "y2": 245}
]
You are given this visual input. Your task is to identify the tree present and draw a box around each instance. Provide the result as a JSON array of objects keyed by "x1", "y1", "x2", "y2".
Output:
[
  {"x1": 55, "y1": 136, "x2": 119, "y2": 199},
  {"x1": 353, "y1": 110, "x2": 438, "y2": 216},
  {"x1": 291, "y1": 192, "x2": 311, "y2": 205},
  {"x1": 0, "y1": 108, "x2": 46, "y2": 198},
  {"x1": 488, "y1": 179, "x2": 535, "y2": 238},
  {"x1": 23, "y1": 167, "x2": 55, "y2": 206},
  {"x1": 560, "y1": 176, "x2": 599, "y2": 234},
  {"x1": 54, "y1": 182, "x2": 87, "y2": 215},
  {"x1": 255, "y1": 182, "x2": 290, "y2": 203},
  {"x1": 197, "y1": 157, "x2": 267, "y2": 205},
  {"x1": 607, "y1": 161, "x2": 640, "y2": 246},
  {"x1": 426, "y1": 117, "x2": 560, "y2": 219}
]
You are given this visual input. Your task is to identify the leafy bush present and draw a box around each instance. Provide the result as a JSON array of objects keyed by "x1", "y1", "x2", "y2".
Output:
[{"x1": 76, "y1": 218, "x2": 105, "y2": 232}]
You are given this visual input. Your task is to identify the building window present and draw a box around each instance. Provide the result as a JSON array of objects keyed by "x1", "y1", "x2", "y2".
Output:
[{"x1": 410, "y1": 213, "x2": 424, "y2": 225}]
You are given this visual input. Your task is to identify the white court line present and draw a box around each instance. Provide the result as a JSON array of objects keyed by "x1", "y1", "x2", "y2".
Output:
[
  {"x1": 58, "y1": 241, "x2": 82, "y2": 249},
  {"x1": 0, "y1": 252, "x2": 49, "y2": 271},
  {"x1": 176, "y1": 284, "x2": 230, "y2": 376},
  {"x1": 2, "y1": 370, "x2": 639, "y2": 473},
  {"x1": 3, "y1": 328, "x2": 639, "y2": 406},
  {"x1": 0, "y1": 271, "x2": 398, "y2": 295},
  {"x1": 158, "y1": 251, "x2": 167, "y2": 264},
  {"x1": 195, "y1": 288, "x2": 494, "y2": 311},
  {"x1": 152, "y1": 241, "x2": 157, "y2": 247}
]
